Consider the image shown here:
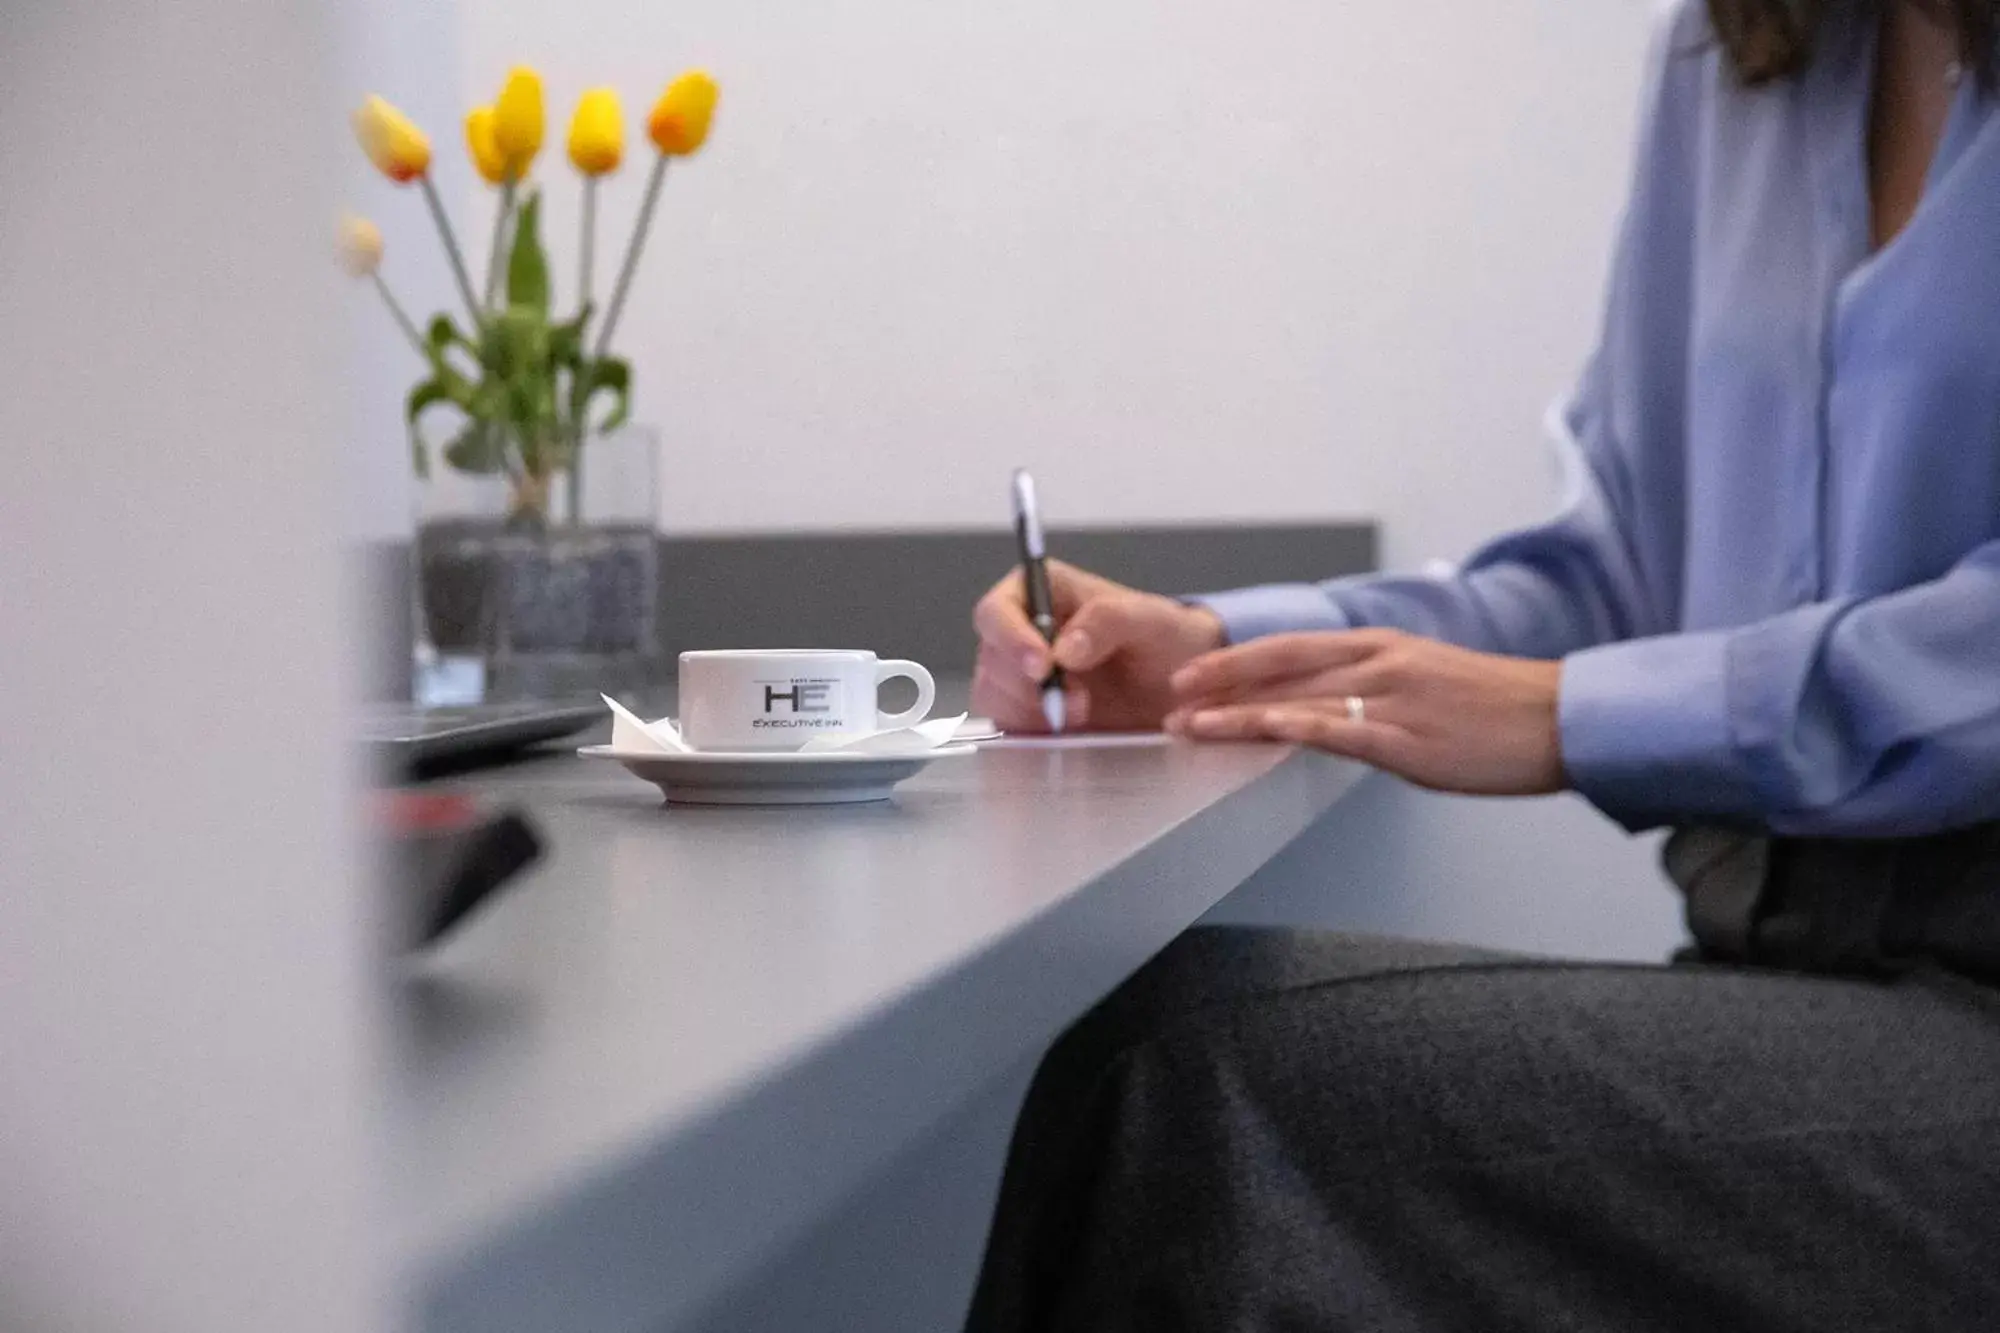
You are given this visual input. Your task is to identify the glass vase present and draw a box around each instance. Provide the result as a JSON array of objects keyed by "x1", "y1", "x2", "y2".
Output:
[{"x1": 413, "y1": 425, "x2": 660, "y2": 705}]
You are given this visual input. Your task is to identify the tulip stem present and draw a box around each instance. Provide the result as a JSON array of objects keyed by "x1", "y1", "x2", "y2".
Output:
[
  {"x1": 579, "y1": 177, "x2": 598, "y2": 322},
  {"x1": 484, "y1": 180, "x2": 517, "y2": 309},
  {"x1": 419, "y1": 174, "x2": 484, "y2": 327},
  {"x1": 371, "y1": 273, "x2": 427, "y2": 359},
  {"x1": 593, "y1": 154, "x2": 668, "y2": 361}
]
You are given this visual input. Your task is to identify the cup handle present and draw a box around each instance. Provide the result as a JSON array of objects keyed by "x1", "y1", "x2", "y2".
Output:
[{"x1": 874, "y1": 660, "x2": 936, "y2": 731}]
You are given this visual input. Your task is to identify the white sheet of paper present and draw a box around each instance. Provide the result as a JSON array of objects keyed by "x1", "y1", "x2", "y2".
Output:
[{"x1": 981, "y1": 732, "x2": 1175, "y2": 749}]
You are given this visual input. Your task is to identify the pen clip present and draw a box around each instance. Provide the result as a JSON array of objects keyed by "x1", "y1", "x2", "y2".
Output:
[{"x1": 1011, "y1": 468, "x2": 1046, "y2": 559}]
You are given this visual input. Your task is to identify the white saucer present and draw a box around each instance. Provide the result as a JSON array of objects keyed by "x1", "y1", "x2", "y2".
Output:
[{"x1": 580, "y1": 743, "x2": 980, "y2": 805}]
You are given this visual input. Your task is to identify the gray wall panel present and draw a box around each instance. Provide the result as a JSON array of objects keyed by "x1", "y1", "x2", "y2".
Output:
[
  {"x1": 654, "y1": 524, "x2": 1377, "y2": 672},
  {"x1": 362, "y1": 524, "x2": 1377, "y2": 698}
]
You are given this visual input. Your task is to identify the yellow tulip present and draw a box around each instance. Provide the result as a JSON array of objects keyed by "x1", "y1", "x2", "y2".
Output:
[
  {"x1": 335, "y1": 214, "x2": 384, "y2": 277},
  {"x1": 492, "y1": 66, "x2": 545, "y2": 177},
  {"x1": 352, "y1": 95, "x2": 431, "y2": 183},
  {"x1": 647, "y1": 70, "x2": 719, "y2": 157},
  {"x1": 568, "y1": 88, "x2": 624, "y2": 176},
  {"x1": 465, "y1": 106, "x2": 509, "y2": 185}
]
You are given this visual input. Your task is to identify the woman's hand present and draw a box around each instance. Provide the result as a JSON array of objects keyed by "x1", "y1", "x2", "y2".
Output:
[
  {"x1": 1166, "y1": 629, "x2": 1568, "y2": 796},
  {"x1": 971, "y1": 561, "x2": 1227, "y2": 733}
]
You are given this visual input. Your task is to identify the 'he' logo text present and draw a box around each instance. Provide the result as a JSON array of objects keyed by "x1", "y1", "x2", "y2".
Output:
[{"x1": 765, "y1": 682, "x2": 833, "y2": 714}]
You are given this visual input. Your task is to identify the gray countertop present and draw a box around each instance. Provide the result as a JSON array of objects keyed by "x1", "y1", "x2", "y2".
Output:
[{"x1": 394, "y1": 708, "x2": 1365, "y2": 1333}]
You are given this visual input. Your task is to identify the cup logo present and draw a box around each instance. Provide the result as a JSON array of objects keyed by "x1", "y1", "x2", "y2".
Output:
[
  {"x1": 763, "y1": 682, "x2": 833, "y2": 714},
  {"x1": 752, "y1": 676, "x2": 847, "y2": 732}
]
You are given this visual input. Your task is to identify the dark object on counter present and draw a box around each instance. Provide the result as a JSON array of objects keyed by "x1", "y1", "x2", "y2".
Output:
[
  {"x1": 363, "y1": 701, "x2": 603, "y2": 777},
  {"x1": 379, "y1": 793, "x2": 544, "y2": 949}
]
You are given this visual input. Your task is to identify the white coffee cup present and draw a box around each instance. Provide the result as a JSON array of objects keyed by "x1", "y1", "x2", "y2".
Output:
[{"x1": 677, "y1": 649, "x2": 937, "y2": 752}]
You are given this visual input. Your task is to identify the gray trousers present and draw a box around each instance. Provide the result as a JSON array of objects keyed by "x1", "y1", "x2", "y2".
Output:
[{"x1": 963, "y1": 929, "x2": 2000, "y2": 1332}]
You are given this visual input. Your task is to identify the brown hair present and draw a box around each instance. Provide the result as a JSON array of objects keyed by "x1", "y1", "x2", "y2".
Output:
[{"x1": 1705, "y1": 0, "x2": 1996, "y2": 84}]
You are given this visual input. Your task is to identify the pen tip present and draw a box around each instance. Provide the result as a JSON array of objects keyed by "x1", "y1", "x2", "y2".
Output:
[{"x1": 1042, "y1": 689, "x2": 1066, "y2": 734}]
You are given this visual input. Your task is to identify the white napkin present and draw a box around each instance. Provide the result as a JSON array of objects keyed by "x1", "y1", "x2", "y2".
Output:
[
  {"x1": 799, "y1": 713, "x2": 970, "y2": 755},
  {"x1": 601, "y1": 694, "x2": 694, "y2": 754}
]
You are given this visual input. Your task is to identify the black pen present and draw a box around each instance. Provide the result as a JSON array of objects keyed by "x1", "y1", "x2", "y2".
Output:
[{"x1": 1010, "y1": 468, "x2": 1067, "y2": 732}]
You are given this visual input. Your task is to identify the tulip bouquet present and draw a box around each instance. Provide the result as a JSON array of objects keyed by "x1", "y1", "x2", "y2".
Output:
[{"x1": 343, "y1": 66, "x2": 718, "y2": 527}]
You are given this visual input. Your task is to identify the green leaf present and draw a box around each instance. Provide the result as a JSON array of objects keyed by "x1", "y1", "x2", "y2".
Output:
[
  {"x1": 425, "y1": 313, "x2": 481, "y2": 359},
  {"x1": 575, "y1": 356, "x2": 632, "y2": 434},
  {"x1": 481, "y1": 307, "x2": 553, "y2": 386},
  {"x1": 478, "y1": 317, "x2": 514, "y2": 378},
  {"x1": 506, "y1": 190, "x2": 552, "y2": 315},
  {"x1": 406, "y1": 374, "x2": 469, "y2": 479},
  {"x1": 407, "y1": 364, "x2": 482, "y2": 420},
  {"x1": 549, "y1": 306, "x2": 590, "y2": 364},
  {"x1": 470, "y1": 381, "x2": 508, "y2": 424},
  {"x1": 442, "y1": 422, "x2": 507, "y2": 475},
  {"x1": 560, "y1": 352, "x2": 628, "y2": 436},
  {"x1": 423, "y1": 314, "x2": 482, "y2": 380},
  {"x1": 406, "y1": 375, "x2": 453, "y2": 427}
]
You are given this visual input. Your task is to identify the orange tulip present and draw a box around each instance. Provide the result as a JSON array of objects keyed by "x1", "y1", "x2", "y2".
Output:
[{"x1": 647, "y1": 70, "x2": 719, "y2": 157}]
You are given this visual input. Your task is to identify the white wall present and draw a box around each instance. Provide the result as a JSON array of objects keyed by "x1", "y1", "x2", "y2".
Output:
[
  {"x1": 450, "y1": 0, "x2": 1656, "y2": 562},
  {"x1": 0, "y1": 2, "x2": 386, "y2": 1330}
]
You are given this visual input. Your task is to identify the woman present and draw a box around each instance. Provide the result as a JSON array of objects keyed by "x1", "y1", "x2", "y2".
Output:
[{"x1": 964, "y1": 0, "x2": 2000, "y2": 1328}]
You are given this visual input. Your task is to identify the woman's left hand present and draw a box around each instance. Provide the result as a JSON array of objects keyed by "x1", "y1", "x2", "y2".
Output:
[{"x1": 1165, "y1": 629, "x2": 1568, "y2": 796}]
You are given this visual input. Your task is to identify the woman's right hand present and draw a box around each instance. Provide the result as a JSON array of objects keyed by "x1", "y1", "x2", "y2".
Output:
[{"x1": 971, "y1": 560, "x2": 1228, "y2": 733}]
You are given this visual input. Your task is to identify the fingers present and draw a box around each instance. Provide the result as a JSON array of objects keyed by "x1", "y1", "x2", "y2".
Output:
[
  {"x1": 1043, "y1": 560, "x2": 1106, "y2": 618},
  {"x1": 1052, "y1": 593, "x2": 1161, "y2": 672},
  {"x1": 972, "y1": 650, "x2": 1091, "y2": 734},
  {"x1": 1170, "y1": 630, "x2": 1398, "y2": 705},
  {"x1": 972, "y1": 644, "x2": 1048, "y2": 729},
  {"x1": 1171, "y1": 659, "x2": 1396, "y2": 714},
  {"x1": 1170, "y1": 702, "x2": 1397, "y2": 767},
  {"x1": 973, "y1": 570, "x2": 1055, "y2": 678},
  {"x1": 971, "y1": 652, "x2": 1038, "y2": 716},
  {"x1": 1257, "y1": 706, "x2": 1380, "y2": 760},
  {"x1": 975, "y1": 561, "x2": 1131, "y2": 681}
]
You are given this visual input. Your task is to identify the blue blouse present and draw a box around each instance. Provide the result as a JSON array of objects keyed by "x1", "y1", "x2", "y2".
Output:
[{"x1": 1198, "y1": 1, "x2": 2000, "y2": 837}]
